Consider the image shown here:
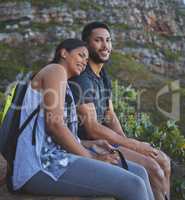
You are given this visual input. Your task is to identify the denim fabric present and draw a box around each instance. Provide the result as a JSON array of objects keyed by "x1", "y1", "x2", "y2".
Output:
[{"x1": 22, "y1": 158, "x2": 154, "y2": 200}]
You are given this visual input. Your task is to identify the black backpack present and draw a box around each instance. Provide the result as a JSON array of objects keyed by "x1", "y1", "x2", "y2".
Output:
[{"x1": 0, "y1": 72, "x2": 40, "y2": 192}]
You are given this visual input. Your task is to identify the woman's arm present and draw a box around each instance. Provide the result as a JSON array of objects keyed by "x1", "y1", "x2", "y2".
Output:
[
  {"x1": 41, "y1": 65, "x2": 120, "y2": 165},
  {"x1": 42, "y1": 65, "x2": 92, "y2": 158}
]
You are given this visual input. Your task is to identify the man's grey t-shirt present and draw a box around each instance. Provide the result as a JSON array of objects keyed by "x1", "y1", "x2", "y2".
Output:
[{"x1": 69, "y1": 64, "x2": 111, "y2": 139}]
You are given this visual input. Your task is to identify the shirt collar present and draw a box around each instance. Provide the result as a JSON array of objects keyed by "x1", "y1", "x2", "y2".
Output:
[{"x1": 86, "y1": 63, "x2": 104, "y2": 80}]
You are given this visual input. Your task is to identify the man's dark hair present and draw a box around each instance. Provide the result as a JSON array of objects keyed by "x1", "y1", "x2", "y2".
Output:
[{"x1": 82, "y1": 21, "x2": 110, "y2": 42}]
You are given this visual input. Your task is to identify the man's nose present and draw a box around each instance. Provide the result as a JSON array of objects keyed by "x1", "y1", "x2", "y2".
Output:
[{"x1": 102, "y1": 40, "x2": 109, "y2": 49}]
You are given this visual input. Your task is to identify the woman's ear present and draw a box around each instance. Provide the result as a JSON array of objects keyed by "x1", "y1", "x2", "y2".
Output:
[{"x1": 60, "y1": 49, "x2": 67, "y2": 59}]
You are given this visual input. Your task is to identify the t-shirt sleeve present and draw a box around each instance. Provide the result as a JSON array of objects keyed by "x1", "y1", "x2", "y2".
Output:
[{"x1": 69, "y1": 75, "x2": 95, "y2": 105}]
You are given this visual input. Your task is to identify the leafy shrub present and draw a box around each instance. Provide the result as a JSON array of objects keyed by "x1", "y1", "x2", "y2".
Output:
[
  {"x1": 112, "y1": 80, "x2": 185, "y2": 161},
  {"x1": 112, "y1": 80, "x2": 185, "y2": 199}
]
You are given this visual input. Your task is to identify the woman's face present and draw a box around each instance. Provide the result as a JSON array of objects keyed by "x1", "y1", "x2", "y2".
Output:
[{"x1": 64, "y1": 46, "x2": 89, "y2": 77}]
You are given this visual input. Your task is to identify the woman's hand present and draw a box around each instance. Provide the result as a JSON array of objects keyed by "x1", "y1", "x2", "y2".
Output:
[
  {"x1": 82, "y1": 139, "x2": 116, "y2": 155},
  {"x1": 92, "y1": 151, "x2": 120, "y2": 165},
  {"x1": 82, "y1": 140, "x2": 120, "y2": 165}
]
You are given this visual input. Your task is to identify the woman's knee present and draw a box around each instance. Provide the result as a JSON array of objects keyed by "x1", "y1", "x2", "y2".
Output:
[
  {"x1": 135, "y1": 164, "x2": 149, "y2": 180},
  {"x1": 132, "y1": 176, "x2": 148, "y2": 198}
]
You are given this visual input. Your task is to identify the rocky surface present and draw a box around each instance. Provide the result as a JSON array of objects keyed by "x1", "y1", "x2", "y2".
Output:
[
  {"x1": 0, "y1": 1, "x2": 185, "y2": 199},
  {"x1": 0, "y1": 0, "x2": 185, "y2": 82}
]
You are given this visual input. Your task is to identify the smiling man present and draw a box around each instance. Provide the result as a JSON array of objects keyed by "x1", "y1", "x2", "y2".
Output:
[{"x1": 70, "y1": 21, "x2": 171, "y2": 200}]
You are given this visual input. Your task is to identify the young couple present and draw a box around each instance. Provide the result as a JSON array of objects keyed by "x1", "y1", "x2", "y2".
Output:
[{"x1": 12, "y1": 22, "x2": 170, "y2": 200}]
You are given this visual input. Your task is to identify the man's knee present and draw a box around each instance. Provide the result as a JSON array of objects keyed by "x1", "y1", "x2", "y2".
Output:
[
  {"x1": 146, "y1": 157, "x2": 165, "y2": 180},
  {"x1": 158, "y1": 151, "x2": 171, "y2": 175}
]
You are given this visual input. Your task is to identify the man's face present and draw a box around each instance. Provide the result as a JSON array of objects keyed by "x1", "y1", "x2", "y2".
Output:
[{"x1": 88, "y1": 28, "x2": 112, "y2": 64}]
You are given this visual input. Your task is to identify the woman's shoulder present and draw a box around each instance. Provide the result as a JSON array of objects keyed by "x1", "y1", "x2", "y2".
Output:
[
  {"x1": 40, "y1": 64, "x2": 67, "y2": 81},
  {"x1": 43, "y1": 63, "x2": 66, "y2": 74},
  {"x1": 32, "y1": 64, "x2": 67, "y2": 91}
]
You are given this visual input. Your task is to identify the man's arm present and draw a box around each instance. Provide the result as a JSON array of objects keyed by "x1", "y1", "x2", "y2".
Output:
[
  {"x1": 78, "y1": 102, "x2": 139, "y2": 150},
  {"x1": 104, "y1": 100, "x2": 125, "y2": 136},
  {"x1": 78, "y1": 102, "x2": 159, "y2": 158}
]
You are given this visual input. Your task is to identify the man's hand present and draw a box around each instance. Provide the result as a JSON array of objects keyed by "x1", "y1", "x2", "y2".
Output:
[{"x1": 137, "y1": 141, "x2": 159, "y2": 158}]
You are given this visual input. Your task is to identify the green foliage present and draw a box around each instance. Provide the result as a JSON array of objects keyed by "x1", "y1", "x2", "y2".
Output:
[
  {"x1": 163, "y1": 35, "x2": 184, "y2": 42},
  {"x1": 0, "y1": 91, "x2": 4, "y2": 124},
  {"x1": 0, "y1": 43, "x2": 27, "y2": 81},
  {"x1": 0, "y1": 111, "x2": 2, "y2": 124},
  {"x1": 172, "y1": 177, "x2": 185, "y2": 200},
  {"x1": 163, "y1": 48, "x2": 182, "y2": 62},
  {"x1": 78, "y1": 0, "x2": 103, "y2": 11},
  {"x1": 112, "y1": 80, "x2": 185, "y2": 199},
  {"x1": 108, "y1": 51, "x2": 151, "y2": 82},
  {"x1": 112, "y1": 80, "x2": 185, "y2": 161},
  {"x1": 176, "y1": 8, "x2": 185, "y2": 17},
  {"x1": 110, "y1": 23, "x2": 130, "y2": 30},
  {"x1": 0, "y1": 91, "x2": 4, "y2": 100},
  {"x1": 31, "y1": 0, "x2": 65, "y2": 6},
  {"x1": 123, "y1": 40, "x2": 142, "y2": 48}
]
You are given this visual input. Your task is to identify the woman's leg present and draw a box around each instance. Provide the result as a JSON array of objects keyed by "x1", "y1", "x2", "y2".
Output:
[
  {"x1": 22, "y1": 156, "x2": 150, "y2": 200},
  {"x1": 127, "y1": 160, "x2": 155, "y2": 200}
]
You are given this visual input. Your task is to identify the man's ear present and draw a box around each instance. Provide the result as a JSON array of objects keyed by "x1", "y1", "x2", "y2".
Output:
[{"x1": 60, "y1": 49, "x2": 68, "y2": 59}]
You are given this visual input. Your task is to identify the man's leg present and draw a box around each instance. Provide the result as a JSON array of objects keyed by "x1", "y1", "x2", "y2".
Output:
[
  {"x1": 119, "y1": 146, "x2": 170, "y2": 200},
  {"x1": 153, "y1": 150, "x2": 171, "y2": 199}
]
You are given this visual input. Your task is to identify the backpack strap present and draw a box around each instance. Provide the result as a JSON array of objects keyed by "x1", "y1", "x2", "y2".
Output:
[
  {"x1": 115, "y1": 149, "x2": 128, "y2": 170},
  {"x1": 32, "y1": 105, "x2": 40, "y2": 145},
  {"x1": 18, "y1": 104, "x2": 40, "y2": 135},
  {"x1": 6, "y1": 104, "x2": 40, "y2": 192}
]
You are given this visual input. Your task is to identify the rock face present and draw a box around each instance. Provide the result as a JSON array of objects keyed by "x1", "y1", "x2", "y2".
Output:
[{"x1": 0, "y1": 0, "x2": 185, "y2": 83}]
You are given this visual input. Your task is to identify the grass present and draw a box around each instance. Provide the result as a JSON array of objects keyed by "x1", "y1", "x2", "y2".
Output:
[
  {"x1": 110, "y1": 23, "x2": 131, "y2": 31},
  {"x1": 78, "y1": 0, "x2": 103, "y2": 11},
  {"x1": 163, "y1": 48, "x2": 182, "y2": 62},
  {"x1": 32, "y1": 0, "x2": 66, "y2": 6},
  {"x1": 0, "y1": 42, "x2": 55, "y2": 85},
  {"x1": 107, "y1": 51, "x2": 152, "y2": 83},
  {"x1": 31, "y1": 21, "x2": 62, "y2": 31}
]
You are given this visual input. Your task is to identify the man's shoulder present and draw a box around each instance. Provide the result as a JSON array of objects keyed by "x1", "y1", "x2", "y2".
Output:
[{"x1": 70, "y1": 68, "x2": 93, "y2": 86}]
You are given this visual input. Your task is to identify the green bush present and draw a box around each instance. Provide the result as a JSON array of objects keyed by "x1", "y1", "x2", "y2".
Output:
[
  {"x1": 112, "y1": 80, "x2": 185, "y2": 199},
  {"x1": 163, "y1": 48, "x2": 182, "y2": 62}
]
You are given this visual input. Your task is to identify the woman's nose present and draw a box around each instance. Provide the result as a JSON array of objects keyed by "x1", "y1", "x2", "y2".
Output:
[{"x1": 83, "y1": 57, "x2": 88, "y2": 65}]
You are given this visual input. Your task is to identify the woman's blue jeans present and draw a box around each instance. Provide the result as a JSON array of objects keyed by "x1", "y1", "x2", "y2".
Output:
[{"x1": 22, "y1": 157, "x2": 154, "y2": 200}]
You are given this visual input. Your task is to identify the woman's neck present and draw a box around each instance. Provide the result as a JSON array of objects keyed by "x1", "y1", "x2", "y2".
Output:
[{"x1": 58, "y1": 61, "x2": 71, "y2": 79}]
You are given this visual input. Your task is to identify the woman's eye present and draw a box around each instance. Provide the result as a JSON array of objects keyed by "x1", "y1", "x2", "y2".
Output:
[{"x1": 79, "y1": 53, "x2": 85, "y2": 58}]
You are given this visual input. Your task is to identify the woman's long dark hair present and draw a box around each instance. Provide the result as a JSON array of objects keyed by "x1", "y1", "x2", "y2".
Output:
[{"x1": 50, "y1": 38, "x2": 87, "y2": 64}]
